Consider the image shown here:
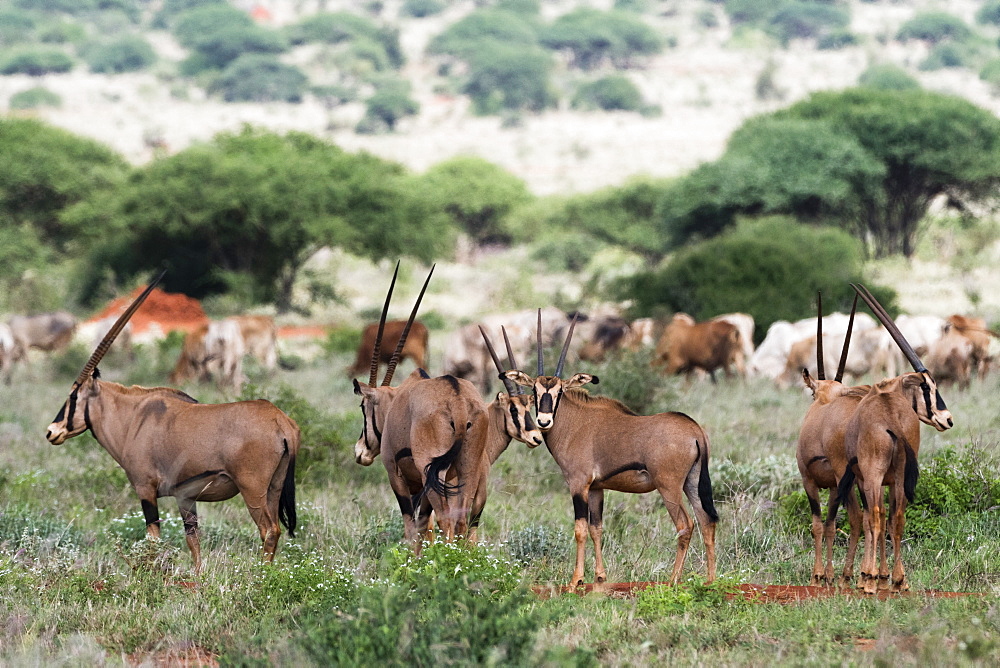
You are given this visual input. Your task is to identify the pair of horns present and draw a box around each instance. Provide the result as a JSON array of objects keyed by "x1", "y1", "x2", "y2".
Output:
[
  {"x1": 815, "y1": 290, "x2": 858, "y2": 383},
  {"x1": 368, "y1": 261, "x2": 435, "y2": 388},
  {"x1": 76, "y1": 270, "x2": 166, "y2": 385},
  {"x1": 851, "y1": 283, "x2": 926, "y2": 373},
  {"x1": 480, "y1": 325, "x2": 522, "y2": 395},
  {"x1": 536, "y1": 309, "x2": 578, "y2": 378}
]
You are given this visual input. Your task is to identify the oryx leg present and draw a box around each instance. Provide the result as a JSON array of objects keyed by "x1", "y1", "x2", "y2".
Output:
[
  {"x1": 876, "y1": 488, "x2": 890, "y2": 591},
  {"x1": 658, "y1": 485, "x2": 694, "y2": 586},
  {"x1": 889, "y1": 485, "x2": 909, "y2": 591},
  {"x1": 683, "y1": 468, "x2": 717, "y2": 583},
  {"x1": 859, "y1": 480, "x2": 884, "y2": 595},
  {"x1": 821, "y1": 488, "x2": 841, "y2": 585},
  {"x1": 587, "y1": 489, "x2": 607, "y2": 584},
  {"x1": 803, "y1": 477, "x2": 828, "y2": 585},
  {"x1": 241, "y1": 483, "x2": 281, "y2": 562},
  {"x1": 840, "y1": 487, "x2": 863, "y2": 585},
  {"x1": 570, "y1": 489, "x2": 591, "y2": 586},
  {"x1": 139, "y1": 492, "x2": 161, "y2": 540},
  {"x1": 177, "y1": 497, "x2": 201, "y2": 573}
]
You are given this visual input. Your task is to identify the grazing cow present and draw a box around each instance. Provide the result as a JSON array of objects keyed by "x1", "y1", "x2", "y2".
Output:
[
  {"x1": 170, "y1": 319, "x2": 248, "y2": 390},
  {"x1": 442, "y1": 307, "x2": 568, "y2": 393},
  {"x1": 712, "y1": 313, "x2": 755, "y2": 363},
  {"x1": 748, "y1": 312, "x2": 877, "y2": 381},
  {"x1": 170, "y1": 324, "x2": 210, "y2": 385},
  {"x1": 232, "y1": 315, "x2": 278, "y2": 371},
  {"x1": 346, "y1": 319, "x2": 428, "y2": 379},
  {"x1": 778, "y1": 326, "x2": 897, "y2": 388},
  {"x1": 946, "y1": 314, "x2": 996, "y2": 381},
  {"x1": 0, "y1": 323, "x2": 16, "y2": 384},
  {"x1": 89, "y1": 316, "x2": 135, "y2": 362},
  {"x1": 926, "y1": 323, "x2": 974, "y2": 390},
  {"x1": 8, "y1": 311, "x2": 78, "y2": 361},
  {"x1": 652, "y1": 313, "x2": 744, "y2": 381}
]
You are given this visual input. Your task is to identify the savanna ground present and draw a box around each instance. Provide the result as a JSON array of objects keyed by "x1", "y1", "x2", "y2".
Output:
[{"x1": 2, "y1": 320, "x2": 1000, "y2": 666}]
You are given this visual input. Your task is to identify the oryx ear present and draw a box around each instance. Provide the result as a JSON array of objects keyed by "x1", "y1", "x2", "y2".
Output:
[
  {"x1": 503, "y1": 370, "x2": 534, "y2": 387},
  {"x1": 902, "y1": 373, "x2": 925, "y2": 389},
  {"x1": 353, "y1": 378, "x2": 376, "y2": 398},
  {"x1": 565, "y1": 372, "x2": 597, "y2": 389},
  {"x1": 802, "y1": 368, "x2": 816, "y2": 391},
  {"x1": 495, "y1": 392, "x2": 509, "y2": 404}
]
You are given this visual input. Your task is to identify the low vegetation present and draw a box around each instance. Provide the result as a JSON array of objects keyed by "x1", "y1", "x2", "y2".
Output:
[{"x1": 2, "y1": 343, "x2": 999, "y2": 664}]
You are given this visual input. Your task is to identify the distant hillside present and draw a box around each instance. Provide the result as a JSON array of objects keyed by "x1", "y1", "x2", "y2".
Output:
[{"x1": 1, "y1": 0, "x2": 998, "y2": 196}]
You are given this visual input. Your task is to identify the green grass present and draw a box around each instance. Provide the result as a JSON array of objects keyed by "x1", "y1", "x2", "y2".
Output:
[{"x1": 2, "y1": 346, "x2": 1000, "y2": 663}]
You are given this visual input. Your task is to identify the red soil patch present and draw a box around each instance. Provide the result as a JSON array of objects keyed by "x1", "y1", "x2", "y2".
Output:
[
  {"x1": 88, "y1": 287, "x2": 208, "y2": 336},
  {"x1": 127, "y1": 645, "x2": 217, "y2": 667},
  {"x1": 532, "y1": 581, "x2": 979, "y2": 603}
]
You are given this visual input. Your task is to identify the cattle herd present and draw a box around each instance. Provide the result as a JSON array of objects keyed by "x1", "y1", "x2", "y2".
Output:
[{"x1": 14, "y1": 267, "x2": 996, "y2": 591}]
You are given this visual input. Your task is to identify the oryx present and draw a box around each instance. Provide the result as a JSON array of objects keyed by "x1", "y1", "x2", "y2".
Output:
[
  {"x1": 45, "y1": 273, "x2": 300, "y2": 572},
  {"x1": 505, "y1": 311, "x2": 718, "y2": 586}
]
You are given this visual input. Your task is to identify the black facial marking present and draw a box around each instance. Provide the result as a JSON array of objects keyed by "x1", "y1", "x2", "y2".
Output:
[
  {"x1": 508, "y1": 403, "x2": 522, "y2": 435},
  {"x1": 935, "y1": 390, "x2": 947, "y2": 411},
  {"x1": 921, "y1": 381, "x2": 933, "y2": 417},
  {"x1": 539, "y1": 392, "x2": 553, "y2": 415}
]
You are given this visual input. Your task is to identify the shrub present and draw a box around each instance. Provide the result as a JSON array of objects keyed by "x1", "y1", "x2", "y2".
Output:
[
  {"x1": 540, "y1": 8, "x2": 662, "y2": 70},
  {"x1": 617, "y1": 217, "x2": 896, "y2": 336},
  {"x1": 857, "y1": 63, "x2": 920, "y2": 91},
  {"x1": 13, "y1": 0, "x2": 88, "y2": 12},
  {"x1": 635, "y1": 577, "x2": 741, "y2": 618},
  {"x1": 767, "y1": 2, "x2": 849, "y2": 45},
  {"x1": 897, "y1": 12, "x2": 972, "y2": 44},
  {"x1": 496, "y1": 0, "x2": 540, "y2": 15},
  {"x1": 981, "y1": 59, "x2": 1000, "y2": 91},
  {"x1": 0, "y1": 9, "x2": 36, "y2": 46},
  {"x1": 83, "y1": 35, "x2": 156, "y2": 73},
  {"x1": 358, "y1": 80, "x2": 419, "y2": 132},
  {"x1": 919, "y1": 42, "x2": 969, "y2": 71},
  {"x1": 977, "y1": 1, "x2": 1000, "y2": 26},
  {"x1": 428, "y1": 9, "x2": 538, "y2": 60},
  {"x1": 9, "y1": 86, "x2": 61, "y2": 109},
  {"x1": 173, "y1": 5, "x2": 254, "y2": 49},
  {"x1": 209, "y1": 54, "x2": 307, "y2": 102},
  {"x1": 462, "y1": 42, "x2": 555, "y2": 114},
  {"x1": 817, "y1": 29, "x2": 857, "y2": 50},
  {"x1": 401, "y1": 0, "x2": 444, "y2": 18},
  {"x1": 153, "y1": 0, "x2": 225, "y2": 28},
  {"x1": 590, "y1": 348, "x2": 663, "y2": 415},
  {"x1": 184, "y1": 24, "x2": 287, "y2": 73},
  {"x1": 907, "y1": 446, "x2": 1000, "y2": 538},
  {"x1": 286, "y1": 11, "x2": 380, "y2": 45},
  {"x1": 572, "y1": 74, "x2": 643, "y2": 111},
  {"x1": 506, "y1": 524, "x2": 568, "y2": 563},
  {"x1": 0, "y1": 47, "x2": 73, "y2": 75}
]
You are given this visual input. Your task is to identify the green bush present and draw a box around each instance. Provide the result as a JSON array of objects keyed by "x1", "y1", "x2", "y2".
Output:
[
  {"x1": 617, "y1": 217, "x2": 896, "y2": 336},
  {"x1": 9, "y1": 86, "x2": 61, "y2": 109},
  {"x1": 389, "y1": 541, "x2": 522, "y2": 596},
  {"x1": 83, "y1": 35, "x2": 156, "y2": 73},
  {"x1": 0, "y1": 46, "x2": 73, "y2": 75},
  {"x1": 540, "y1": 8, "x2": 662, "y2": 70},
  {"x1": 635, "y1": 577, "x2": 740, "y2": 618},
  {"x1": 816, "y1": 29, "x2": 857, "y2": 50},
  {"x1": 857, "y1": 63, "x2": 920, "y2": 91},
  {"x1": 977, "y1": 1, "x2": 1000, "y2": 26},
  {"x1": 0, "y1": 9, "x2": 36, "y2": 46},
  {"x1": 767, "y1": 2, "x2": 849, "y2": 45},
  {"x1": 173, "y1": 5, "x2": 253, "y2": 49},
  {"x1": 462, "y1": 41, "x2": 555, "y2": 114},
  {"x1": 505, "y1": 524, "x2": 568, "y2": 563},
  {"x1": 907, "y1": 446, "x2": 1000, "y2": 538},
  {"x1": 358, "y1": 80, "x2": 419, "y2": 132},
  {"x1": 428, "y1": 9, "x2": 539, "y2": 60},
  {"x1": 572, "y1": 74, "x2": 643, "y2": 111},
  {"x1": 897, "y1": 11, "x2": 972, "y2": 44},
  {"x1": 981, "y1": 59, "x2": 1000, "y2": 90},
  {"x1": 13, "y1": 0, "x2": 88, "y2": 13},
  {"x1": 285, "y1": 11, "x2": 380, "y2": 45},
  {"x1": 589, "y1": 348, "x2": 663, "y2": 415},
  {"x1": 919, "y1": 42, "x2": 969, "y2": 71},
  {"x1": 153, "y1": 0, "x2": 225, "y2": 28},
  {"x1": 401, "y1": 0, "x2": 444, "y2": 18},
  {"x1": 496, "y1": 0, "x2": 540, "y2": 15},
  {"x1": 209, "y1": 54, "x2": 307, "y2": 102}
]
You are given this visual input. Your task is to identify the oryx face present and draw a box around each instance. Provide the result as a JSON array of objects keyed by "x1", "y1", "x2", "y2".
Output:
[
  {"x1": 46, "y1": 379, "x2": 97, "y2": 445},
  {"x1": 903, "y1": 371, "x2": 953, "y2": 432},
  {"x1": 497, "y1": 392, "x2": 544, "y2": 448},
  {"x1": 353, "y1": 379, "x2": 382, "y2": 466},
  {"x1": 504, "y1": 370, "x2": 598, "y2": 432}
]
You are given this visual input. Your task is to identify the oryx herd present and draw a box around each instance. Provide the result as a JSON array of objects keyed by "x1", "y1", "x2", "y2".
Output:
[{"x1": 33, "y1": 264, "x2": 978, "y2": 594}]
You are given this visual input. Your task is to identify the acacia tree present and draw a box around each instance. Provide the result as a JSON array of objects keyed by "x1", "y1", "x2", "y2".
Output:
[
  {"x1": 63, "y1": 128, "x2": 454, "y2": 311},
  {"x1": 779, "y1": 89, "x2": 1000, "y2": 256}
]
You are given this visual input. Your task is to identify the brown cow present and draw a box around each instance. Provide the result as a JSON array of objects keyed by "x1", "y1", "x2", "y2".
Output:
[
  {"x1": 652, "y1": 313, "x2": 744, "y2": 382},
  {"x1": 946, "y1": 314, "x2": 996, "y2": 381},
  {"x1": 926, "y1": 323, "x2": 974, "y2": 390},
  {"x1": 346, "y1": 320, "x2": 428, "y2": 378}
]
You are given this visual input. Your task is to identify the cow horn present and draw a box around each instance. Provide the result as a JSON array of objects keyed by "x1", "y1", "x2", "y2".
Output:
[
  {"x1": 368, "y1": 261, "x2": 400, "y2": 387},
  {"x1": 850, "y1": 283, "x2": 926, "y2": 373},
  {"x1": 815, "y1": 292, "x2": 825, "y2": 381},
  {"x1": 536, "y1": 309, "x2": 544, "y2": 376},
  {"x1": 382, "y1": 264, "x2": 435, "y2": 387},
  {"x1": 835, "y1": 293, "x2": 858, "y2": 383},
  {"x1": 554, "y1": 313, "x2": 579, "y2": 378},
  {"x1": 481, "y1": 326, "x2": 518, "y2": 395},
  {"x1": 78, "y1": 270, "x2": 165, "y2": 385},
  {"x1": 501, "y1": 326, "x2": 523, "y2": 396}
]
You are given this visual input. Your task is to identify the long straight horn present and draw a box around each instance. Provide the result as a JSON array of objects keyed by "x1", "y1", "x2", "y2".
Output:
[
  {"x1": 369, "y1": 261, "x2": 400, "y2": 387},
  {"x1": 481, "y1": 326, "x2": 517, "y2": 395},
  {"x1": 554, "y1": 313, "x2": 579, "y2": 378},
  {"x1": 835, "y1": 293, "x2": 858, "y2": 383},
  {"x1": 851, "y1": 283, "x2": 926, "y2": 372},
  {"x1": 501, "y1": 326, "x2": 523, "y2": 396},
  {"x1": 536, "y1": 308, "x2": 544, "y2": 376},
  {"x1": 382, "y1": 264, "x2": 435, "y2": 387},
  {"x1": 77, "y1": 270, "x2": 165, "y2": 385},
  {"x1": 816, "y1": 291, "x2": 825, "y2": 381}
]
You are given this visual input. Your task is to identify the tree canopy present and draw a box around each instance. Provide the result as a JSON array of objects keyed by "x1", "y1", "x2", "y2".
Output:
[{"x1": 63, "y1": 128, "x2": 454, "y2": 311}]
